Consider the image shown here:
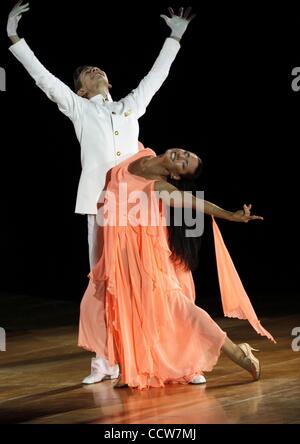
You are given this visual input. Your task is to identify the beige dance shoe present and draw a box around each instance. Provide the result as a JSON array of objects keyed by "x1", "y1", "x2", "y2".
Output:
[{"x1": 238, "y1": 343, "x2": 261, "y2": 381}]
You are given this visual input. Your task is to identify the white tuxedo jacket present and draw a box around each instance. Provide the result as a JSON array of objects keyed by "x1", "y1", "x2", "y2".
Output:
[{"x1": 10, "y1": 38, "x2": 180, "y2": 214}]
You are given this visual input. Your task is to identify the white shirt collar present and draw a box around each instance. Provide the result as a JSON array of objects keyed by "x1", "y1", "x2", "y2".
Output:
[{"x1": 89, "y1": 93, "x2": 113, "y2": 104}]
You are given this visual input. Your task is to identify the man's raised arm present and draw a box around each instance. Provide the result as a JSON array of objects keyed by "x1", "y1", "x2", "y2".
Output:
[
  {"x1": 123, "y1": 7, "x2": 196, "y2": 118},
  {"x1": 7, "y1": 1, "x2": 82, "y2": 120}
]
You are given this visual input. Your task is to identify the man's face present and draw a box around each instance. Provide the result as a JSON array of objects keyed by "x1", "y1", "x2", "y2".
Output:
[
  {"x1": 164, "y1": 148, "x2": 200, "y2": 179},
  {"x1": 78, "y1": 66, "x2": 110, "y2": 96}
]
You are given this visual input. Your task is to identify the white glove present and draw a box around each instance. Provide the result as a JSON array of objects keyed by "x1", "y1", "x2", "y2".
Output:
[
  {"x1": 7, "y1": 1, "x2": 30, "y2": 37},
  {"x1": 160, "y1": 7, "x2": 196, "y2": 40}
]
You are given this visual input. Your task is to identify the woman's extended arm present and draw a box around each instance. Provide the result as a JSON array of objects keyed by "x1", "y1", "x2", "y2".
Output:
[{"x1": 154, "y1": 180, "x2": 264, "y2": 223}]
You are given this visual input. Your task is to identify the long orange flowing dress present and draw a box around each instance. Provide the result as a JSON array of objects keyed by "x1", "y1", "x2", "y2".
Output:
[{"x1": 78, "y1": 148, "x2": 228, "y2": 389}]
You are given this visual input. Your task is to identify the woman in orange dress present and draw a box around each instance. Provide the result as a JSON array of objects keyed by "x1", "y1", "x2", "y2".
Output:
[{"x1": 78, "y1": 145, "x2": 274, "y2": 389}]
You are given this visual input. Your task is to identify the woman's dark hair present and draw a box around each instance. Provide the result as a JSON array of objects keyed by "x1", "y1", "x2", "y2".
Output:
[
  {"x1": 166, "y1": 158, "x2": 203, "y2": 272},
  {"x1": 73, "y1": 65, "x2": 89, "y2": 92}
]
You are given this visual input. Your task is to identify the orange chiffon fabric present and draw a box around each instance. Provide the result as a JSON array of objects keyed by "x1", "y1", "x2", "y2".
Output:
[
  {"x1": 212, "y1": 217, "x2": 276, "y2": 343},
  {"x1": 78, "y1": 148, "x2": 227, "y2": 389}
]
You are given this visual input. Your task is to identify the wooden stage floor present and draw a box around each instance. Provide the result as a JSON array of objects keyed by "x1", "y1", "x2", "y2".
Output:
[{"x1": 0, "y1": 293, "x2": 300, "y2": 424}]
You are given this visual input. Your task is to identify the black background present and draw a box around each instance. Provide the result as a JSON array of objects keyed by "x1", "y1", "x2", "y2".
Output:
[{"x1": 0, "y1": 0, "x2": 298, "y2": 314}]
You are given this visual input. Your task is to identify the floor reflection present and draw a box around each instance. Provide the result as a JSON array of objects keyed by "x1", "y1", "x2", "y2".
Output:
[{"x1": 84, "y1": 379, "x2": 264, "y2": 424}]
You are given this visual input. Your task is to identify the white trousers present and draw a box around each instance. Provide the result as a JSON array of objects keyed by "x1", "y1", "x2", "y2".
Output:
[
  {"x1": 87, "y1": 214, "x2": 100, "y2": 269},
  {"x1": 87, "y1": 215, "x2": 119, "y2": 376}
]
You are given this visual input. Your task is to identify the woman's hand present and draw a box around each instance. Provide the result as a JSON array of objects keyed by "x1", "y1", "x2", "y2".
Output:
[{"x1": 230, "y1": 204, "x2": 264, "y2": 223}]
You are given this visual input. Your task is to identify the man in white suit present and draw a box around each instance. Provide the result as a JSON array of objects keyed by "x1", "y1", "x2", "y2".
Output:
[{"x1": 7, "y1": 1, "x2": 206, "y2": 385}]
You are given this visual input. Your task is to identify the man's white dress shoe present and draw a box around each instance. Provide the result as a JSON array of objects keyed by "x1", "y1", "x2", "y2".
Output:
[
  {"x1": 82, "y1": 357, "x2": 119, "y2": 384},
  {"x1": 189, "y1": 374, "x2": 206, "y2": 384}
]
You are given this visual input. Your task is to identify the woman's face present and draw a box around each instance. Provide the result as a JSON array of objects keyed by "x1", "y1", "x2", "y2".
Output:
[{"x1": 163, "y1": 148, "x2": 200, "y2": 179}]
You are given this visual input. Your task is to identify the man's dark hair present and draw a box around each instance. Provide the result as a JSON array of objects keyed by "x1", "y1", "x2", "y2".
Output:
[
  {"x1": 73, "y1": 65, "x2": 89, "y2": 92},
  {"x1": 167, "y1": 157, "x2": 203, "y2": 271}
]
